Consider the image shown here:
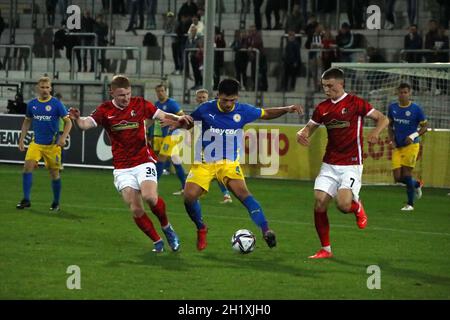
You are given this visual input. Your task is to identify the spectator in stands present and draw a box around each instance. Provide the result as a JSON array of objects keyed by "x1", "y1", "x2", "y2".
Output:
[
  {"x1": 146, "y1": 0, "x2": 158, "y2": 29},
  {"x1": 265, "y1": 0, "x2": 281, "y2": 30},
  {"x1": 110, "y1": 0, "x2": 127, "y2": 15},
  {"x1": 65, "y1": 30, "x2": 82, "y2": 73},
  {"x1": 188, "y1": 15, "x2": 204, "y2": 37},
  {"x1": 406, "y1": 0, "x2": 417, "y2": 26},
  {"x1": 279, "y1": 0, "x2": 289, "y2": 29},
  {"x1": 316, "y1": 0, "x2": 336, "y2": 29},
  {"x1": 305, "y1": 22, "x2": 324, "y2": 91},
  {"x1": 163, "y1": 11, "x2": 176, "y2": 34},
  {"x1": 425, "y1": 20, "x2": 449, "y2": 62},
  {"x1": 186, "y1": 25, "x2": 204, "y2": 90},
  {"x1": 32, "y1": 29, "x2": 45, "y2": 58},
  {"x1": 253, "y1": 0, "x2": 264, "y2": 30},
  {"x1": 321, "y1": 28, "x2": 336, "y2": 71},
  {"x1": 285, "y1": 4, "x2": 303, "y2": 34},
  {"x1": 172, "y1": 14, "x2": 191, "y2": 75},
  {"x1": 347, "y1": 0, "x2": 366, "y2": 29},
  {"x1": 384, "y1": 0, "x2": 396, "y2": 30},
  {"x1": 404, "y1": 24, "x2": 423, "y2": 63},
  {"x1": 178, "y1": 0, "x2": 198, "y2": 21},
  {"x1": 43, "y1": 27, "x2": 54, "y2": 58},
  {"x1": 282, "y1": 31, "x2": 301, "y2": 91},
  {"x1": 231, "y1": 29, "x2": 249, "y2": 90},
  {"x1": 247, "y1": 24, "x2": 267, "y2": 91},
  {"x1": 0, "y1": 10, "x2": 4, "y2": 41},
  {"x1": 81, "y1": 10, "x2": 96, "y2": 72},
  {"x1": 93, "y1": 14, "x2": 109, "y2": 72},
  {"x1": 126, "y1": 0, "x2": 145, "y2": 33},
  {"x1": 436, "y1": 0, "x2": 450, "y2": 30},
  {"x1": 425, "y1": 20, "x2": 449, "y2": 94},
  {"x1": 7, "y1": 93, "x2": 27, "y2": 114},
  {"x1": 336, "y1": 22, "x2": 354, "y2": 62},
  {"x1": 214, "y1": 27, "x2": 226, "y2": 90},
  {"x1": 58, "y1": 0, "x2": 69, "y2": 25},
  {"x1": 367, "y1": 46, "x2": 386, "y2": 62},
  {"x1": 46, "y1": 0, "x2": 57, "y2": 26}
]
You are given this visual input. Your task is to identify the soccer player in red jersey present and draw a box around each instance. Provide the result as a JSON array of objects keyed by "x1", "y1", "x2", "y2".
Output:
[
  {"x1": 297, "y1": 68, "x2": 389, "y2": 259},
  {"x1": 69, "y1": 75, "x2": 192, "y2": 253}
]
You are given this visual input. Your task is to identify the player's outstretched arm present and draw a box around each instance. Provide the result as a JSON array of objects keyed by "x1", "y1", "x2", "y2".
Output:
[
  {"x1": 367, "y1": 109, "x2": 390, "y2": 144},
  {"x1": 69, "y1": 107, "x2": 96, "y2": 130},
  {"x1": 296, "y1": 121, "x2": 319, "y2": 146},
  {"x1": 18, "y1": 117, "x2": 32, "y2": 152},
  {"x1": 157, "y1": 110, "x2": 194, "y2": 130},
  {"x1": 261, "y1": 104, "x2": 304, "y2": 120}
]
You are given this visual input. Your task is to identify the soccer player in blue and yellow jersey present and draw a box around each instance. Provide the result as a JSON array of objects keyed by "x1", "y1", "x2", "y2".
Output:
[
  {"x1": 195, "y1": 88, "x2": 233, "y2": 204},
  {"x1": 16, "y1": 76, "x2": 72, "y2": 211},
  {"x1": 154, "y1": 84, "x2": 187, "y2": 195},
  {"x1": 388, "y1": 83, "x2": 428, "y2": 211},
  {"x1": 165, "y1": 79, "x2": 303, "y2": 250}
]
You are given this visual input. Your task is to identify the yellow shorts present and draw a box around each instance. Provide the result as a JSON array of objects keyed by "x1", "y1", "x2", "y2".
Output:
[
  {"x1": 25, "y1": 141, "x2": 62, "y2": 169},
  {"x1": 159, "y1": 134, "x2": 183, "y2": 157},
  {"x1": 152, "y1": 136, "x2": 163, "y2": 153},
  {"x1": 392, "y1": 143, "x2": 420, "y2": 169},
  {"x1": 186, "y1": 160, "x2": 244, "y2": 192}
]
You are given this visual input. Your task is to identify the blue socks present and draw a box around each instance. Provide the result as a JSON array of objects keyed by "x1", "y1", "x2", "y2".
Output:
[
  {"x1": 217, "y1": 181, "x2": 230, "y2": 196},
  {"x1": 184, "y1": 200, "x2": 205, "y2": 230},
  {"x1": 402, "y1": 176, "x2": 417, "y2": 206},
  {"x1": 52, "y1": 178, "x2": 61, "y2": 204},
  {"x1": 155, "y1": 161, "x2": 164, "y2": 180},
  {"x1": 173, "y1": 164, "x2": 186, "y2": 189},
  {"x1": 242, "y1": 195, "x2": 269, "y2": 232},
  {"x1": 23, "y1": 172, "x2": 32, "y2": 201}
]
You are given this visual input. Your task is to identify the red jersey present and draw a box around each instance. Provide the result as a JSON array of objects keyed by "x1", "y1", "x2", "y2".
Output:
[
  {"x1": 311, "y1": 93, "x2": 374, "y2": 165},
  {"x1": 88, "y1": 97, "x2": 159, "y2": 169}
]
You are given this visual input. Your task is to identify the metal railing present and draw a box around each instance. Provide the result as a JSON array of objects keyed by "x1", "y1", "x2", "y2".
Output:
[
  {"x1": 160, "y1": 33, "x2": 178, "y2": 79},
  {"x1": 0, "y1": 45, "x2": 33, "y2": 79},
  {"x1": 305, "y1": 48, "x2": 367, "y2": 89},
  {"x1": 399, "y1": 49, "x2": 450, "y2": 62},
  {"x1": 182, "y1": 47, "x2": 260, "y2": 105},
  {"x1": 53, "y1": 32, "x2": 98, "y2": 79},
  {"x1": 70, "y1": 46, "x2": 142, "y2": 80}
]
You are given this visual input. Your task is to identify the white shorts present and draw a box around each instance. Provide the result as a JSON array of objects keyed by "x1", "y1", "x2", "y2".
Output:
[
  {"x1": 314, "y1": 163, "x2": 363, "y2": 200},
  {"x1": 113, "y1": 162, "x2": 158, "y2": 192}
]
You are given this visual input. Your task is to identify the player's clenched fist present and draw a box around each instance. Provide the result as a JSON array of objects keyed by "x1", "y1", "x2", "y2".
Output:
[
  {"x1": 296, "y1": 129, "x2": 309, "y2": 146},
  {"x1": 68, "y1": 107, "x2": 80, "y2": 120}
]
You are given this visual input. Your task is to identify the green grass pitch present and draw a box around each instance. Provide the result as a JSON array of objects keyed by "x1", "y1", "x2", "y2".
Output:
[{"x1": 0, "y1": 164, "x2": 449, "y2": 299}]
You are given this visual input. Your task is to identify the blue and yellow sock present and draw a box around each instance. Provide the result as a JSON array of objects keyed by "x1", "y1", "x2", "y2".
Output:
[
  {"x1": 184, "y1": 200, "x2": 205, "y2": 230},
  {"x1": 173, "y1": 164, "x2": 186, "y2": 189},
  {"x1": 155, "y1": 161, "x2": 164, "y2": 180},
  {"x1": 52, "y1": 178, "x2": 61, "y2": 204},
  {"x1": 23, "y1": 172, "x2": 32, "y2": 201},
  {"x1": 402, "y1": 176, "x2": 416, "y2": 206},
  {"x1": 217, "y1": 181, "x2": 230, "y2": 196},
  {"x1": 242, "y1": 195, "x2": 268, "y2": 232}
]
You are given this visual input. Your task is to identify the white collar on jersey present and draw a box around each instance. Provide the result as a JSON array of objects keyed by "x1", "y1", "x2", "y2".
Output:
[
  {"x1": 331, "y1": 92, "x2": 348, "y2": 104},
  {"x1": 112, "y1": 99, "x2": 125, "y2": 110}
]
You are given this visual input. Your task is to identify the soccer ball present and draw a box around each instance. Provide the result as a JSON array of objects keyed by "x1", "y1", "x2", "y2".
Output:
[{"x1": 231, "y1": 229, "x2": 256, "y2": 254}]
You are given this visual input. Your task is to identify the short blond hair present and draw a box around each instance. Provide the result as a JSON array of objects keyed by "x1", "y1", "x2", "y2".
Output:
[
  {"x1": 111, "y1": 75, "x2": 131, "y2": 90},
  {"x1": 195, "y1": 88, "x2": 208, "y2": 96},
  {"x1": 37, "y1": 76, "x2": 52, "y2": 86}
]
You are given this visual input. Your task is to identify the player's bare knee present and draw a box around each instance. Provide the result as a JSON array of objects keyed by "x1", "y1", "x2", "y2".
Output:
[
  {"x1": 130, "y1": 205, "x2": 145, "y2": 217},
  {"x1": 314, "y1": 198, "x2": 328, "y2": 211},
  {"x1": 142, "y1": 193, "x2": 158, "y2": 207},
  {"x1": 336, "y1": 200, "x2": 352, "y2": 213}
]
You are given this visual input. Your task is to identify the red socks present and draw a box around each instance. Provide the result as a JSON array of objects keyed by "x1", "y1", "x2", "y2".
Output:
[
  {"x1": 314, "y1": 209, "x2": 330, "y2": 247},
  {"x1": 134, "y1": 213, "x2": 161, "y2": 242},
  {"x1": 150, "y1": 196, "x2": 169, "y2": 227},
  {"x1": 349, "y1": 200, "x2": 360, "y2": 215}
]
